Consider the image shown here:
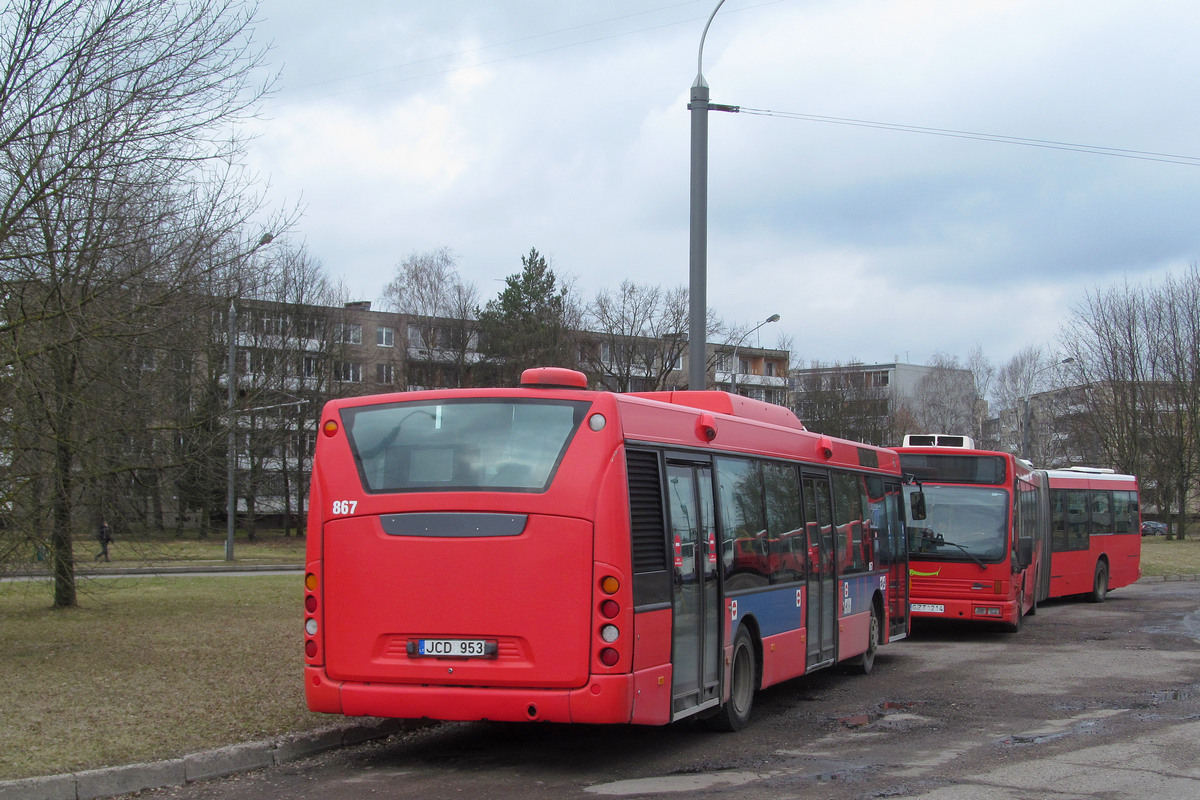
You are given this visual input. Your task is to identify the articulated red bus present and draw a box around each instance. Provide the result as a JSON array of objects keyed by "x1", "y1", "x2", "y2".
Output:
[
  {"x1": 303, "y1": 367, "x2": 909, "y2": 730},
  {"x1": 897, "y1": 435, "x2": 1049, "y2": 632},
  {"x1": 1045, "y1": 467, "x2": 1140, "y2": 602}
]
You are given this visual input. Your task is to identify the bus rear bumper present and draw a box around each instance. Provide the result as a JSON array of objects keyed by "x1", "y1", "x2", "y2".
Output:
[{"x1": 305, "y1": 666, "x2": 635, "y2": 724}]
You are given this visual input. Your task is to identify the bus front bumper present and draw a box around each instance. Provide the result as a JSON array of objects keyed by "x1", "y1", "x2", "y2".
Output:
[{"x1": 909, "y1": 596, "x2": 1015, "y2": 623}]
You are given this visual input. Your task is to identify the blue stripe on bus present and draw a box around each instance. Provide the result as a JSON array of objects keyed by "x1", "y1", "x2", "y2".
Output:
[{"x1": 729, "y1": 572, "x2": 886, "y2": 637}]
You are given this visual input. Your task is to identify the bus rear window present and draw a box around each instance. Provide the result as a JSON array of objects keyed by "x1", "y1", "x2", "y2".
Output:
[{"x1": 340, "y1": 399, "x2": 591, "y2": 493}]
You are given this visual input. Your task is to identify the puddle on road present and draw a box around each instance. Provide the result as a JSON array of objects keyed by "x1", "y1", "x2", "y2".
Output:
[
  {"x1": 1152, "y1": 686, "x2": 1197, "y2": 704},
  {"x1": 836, "y1": 701, "x2": 925, "y2": 729}
]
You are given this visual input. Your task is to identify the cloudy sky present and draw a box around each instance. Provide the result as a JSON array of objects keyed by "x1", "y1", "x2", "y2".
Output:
[{"x1": 245, "y1": 0, "x2": 1200, "y2": 367}]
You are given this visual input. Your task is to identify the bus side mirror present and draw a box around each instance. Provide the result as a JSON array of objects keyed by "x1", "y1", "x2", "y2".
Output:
[
  {"x1": 1017, "y1": 537, "x2": 1033, "y2": 568},
  {"x1": 909, "y1": 491, "x2": 927, "y2": 521}
]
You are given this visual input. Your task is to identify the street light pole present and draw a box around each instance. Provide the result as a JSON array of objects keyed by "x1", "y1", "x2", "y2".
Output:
[
  {"x1": 730, "y1": 313, "x2": 780, "y2": 395},
  {"x1": 688, "y1": 0, "x2": 728, "y2": 391},
  {"x1": 1020, "y1": 356, "x2": 1074, "y2": 462},
  {"x1": 225, "y1": 298, "x2": 237, "y2": 561}
]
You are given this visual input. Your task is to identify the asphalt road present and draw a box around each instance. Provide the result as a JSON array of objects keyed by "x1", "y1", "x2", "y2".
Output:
[{"x1": 138, "y1": 580, "x2": 1200, "y2": 800}]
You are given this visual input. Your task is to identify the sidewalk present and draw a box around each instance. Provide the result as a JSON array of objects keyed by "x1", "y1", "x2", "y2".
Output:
[{"x1": 0, "y1": 718, "x2": 424, "y2": 800}]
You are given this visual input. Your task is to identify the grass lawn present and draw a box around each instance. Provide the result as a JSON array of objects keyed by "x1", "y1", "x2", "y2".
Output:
[
  {"x1": 0, "y1": 574, "x2": 327, "y2": 781},
  {"x1": 15, "y1": 529, "x2": 307, "y2": 573},
  {"x1": 1139, "y1": 534, "x2": 1200, "y2": 576}
]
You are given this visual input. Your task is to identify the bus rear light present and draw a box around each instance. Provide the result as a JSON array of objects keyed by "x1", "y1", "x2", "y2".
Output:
[
  {"x1": 600, "y1": 600, "x2": 619, "y2": 619},
  {"x1": 601, "y1": 576, "x2": 620, "y2": 595},
  {"x1": 599, "y1": 647, "x2": 619, "y2": 667},
  {"x1": 601, "y1": 624, "x2": 620, "y2": 643},
  {"x1": 322, "y1": 420, "x2": 338, "y2": 437},
  {"x1": 305, "y1": 619, "x2": 319, "y2": 636},
  {"x1": 305, "y1": 573, "x2": 318, "y2": 591},
  {"x1": 305, "y1": 640, "x2": 318, "y2": 658},
  {"x1": 305, "y1": 595, "x2": 318, "y2": 613}
]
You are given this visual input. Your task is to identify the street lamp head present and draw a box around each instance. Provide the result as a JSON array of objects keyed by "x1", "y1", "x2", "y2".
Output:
[
  {"x1": 1060, "y1": 357, "x2": 1075, "y2": 365},
  {"x1": 766, "y1": 313, "x2": 780, "y2": 324}
]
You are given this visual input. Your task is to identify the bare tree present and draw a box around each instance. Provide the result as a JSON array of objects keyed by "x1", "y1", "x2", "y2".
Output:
[
  {"x1": 965, "y1": 345, "x2": 995, "y2": 447},
  {"x1": 791, "y1": 360, "x2": 895, "y2": 446},
  {"x1": 1061, "y1": 268, "x2": 1200, "y2": 538},
  {"x1": 0, "y1": 0, "x2": 275, "y2": 607},
  {"x1": 905, "y1": 353, "x2": 977, "y2": 439},
  {"x1": 383, "y1": 247, "x2": 479, "y2": 388},
  {"x1": 237, "y1": 243, "x2": 337, "y2": 538},
  {"x1": 582, "y1": 281, "x2": 690, "y2": 392}
]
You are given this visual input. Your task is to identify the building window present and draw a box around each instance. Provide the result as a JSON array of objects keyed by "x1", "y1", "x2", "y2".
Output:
[
  {"x1": 335, "y1": 361, "x2": 362, "y2": 382},
  {"x1": 335, "y1": 323, "x2": 362, "y2": 345},
  {"x1": 257, "y1": 314, "x2": 283, "y2": 336},
  {"x1": 376, "y1": 363, "x2": 395, "y2": 384},
  {"x1": 377, "y1": 326, "x2": 394, "y2": 347}
]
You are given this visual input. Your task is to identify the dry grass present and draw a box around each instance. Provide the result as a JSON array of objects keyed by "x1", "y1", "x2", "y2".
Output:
[
  {"x1": 12, "y1": 530, "x2": 306, "y2": 574},
  {"x1": 1140, "y1": 534, "x2": 1200, "y2": 577},
  {"x1": 0, "y1": 574, "x2": 326, "y2": 781}
]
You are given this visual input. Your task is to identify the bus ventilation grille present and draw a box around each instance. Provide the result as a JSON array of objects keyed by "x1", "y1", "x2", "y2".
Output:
[{"x1": 626, "y1": 449, "x2": 668, "y2": 573}]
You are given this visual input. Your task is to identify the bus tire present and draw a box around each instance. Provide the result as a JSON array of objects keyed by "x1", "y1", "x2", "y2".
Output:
[
  {"x1": 706, "y1": 627, "x2": 756, "y2": 732},
  {"x1": 1089, "y1": 561, "x2": 1109, "y2": 603},
  {"x1": 854, "y1": 606, "x2": 881, "y2": 675}
]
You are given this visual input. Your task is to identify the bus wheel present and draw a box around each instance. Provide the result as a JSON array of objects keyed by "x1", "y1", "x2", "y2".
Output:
[
  {"x1": 1089, "y1": 561, "x2": 1109, "y2": 603},
  {"x1": 855, "y1": 607, "x2": 881, "y2": 675},
  {"x1": 706, "y1": 627, "x2": 756, "y2": 732}
]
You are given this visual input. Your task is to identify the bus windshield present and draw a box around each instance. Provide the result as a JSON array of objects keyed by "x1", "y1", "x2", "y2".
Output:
[
  {"x1": 341, "y1": 398, "x2": 590, "y2": 493},
  {"x1": 908, "y1": 485, "x2": 1010, "y2": 562}
]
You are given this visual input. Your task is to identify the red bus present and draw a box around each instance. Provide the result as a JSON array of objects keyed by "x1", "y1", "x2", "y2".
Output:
[
  {"x1": 897, "y1": 435, "x2": 1049, "y2": 632},
  {"x1": 303, "y1": 367, "x2": 909, "y2": 730},
  {"x1": 1044, "y1": 467, "x2": 1140, "y2": 602}
]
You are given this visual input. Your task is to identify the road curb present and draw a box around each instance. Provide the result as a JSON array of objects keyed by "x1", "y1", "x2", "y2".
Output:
[
  {"x1": 0, "y1": 718, "x2": 414, "y2": 800},
  {"x1": 1137, "y1": 574, "x2": 1200, "y2": 583}
]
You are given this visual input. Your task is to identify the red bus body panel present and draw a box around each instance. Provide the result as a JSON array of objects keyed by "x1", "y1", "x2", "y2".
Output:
[{"x1": 1045, "y1": 469, "x2": 1141, "y2": 598}]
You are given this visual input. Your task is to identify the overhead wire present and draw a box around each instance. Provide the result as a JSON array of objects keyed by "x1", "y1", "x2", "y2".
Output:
[{"x1": 735, "y1": 107, "x2": 1200, "y2": 167}]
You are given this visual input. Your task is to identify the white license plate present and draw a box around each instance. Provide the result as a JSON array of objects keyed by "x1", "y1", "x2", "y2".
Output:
[
  {"x1": 911, "y1": 603, "x2": 946, "y2": 613},
  {"x1": 408, "y1": 639, "x2": 497, "y2": 658}
]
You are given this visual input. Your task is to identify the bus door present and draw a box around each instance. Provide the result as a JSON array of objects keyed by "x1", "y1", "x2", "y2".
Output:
[
  {"x1": 803, "y1": 473, "x2": 837, "y2": 669},
  {"x1": 883, "y1": 480, "x2": 909, "y2": 640},
  {"x1": 665, "y1": 460, "x2": 721, "y2": 717}
]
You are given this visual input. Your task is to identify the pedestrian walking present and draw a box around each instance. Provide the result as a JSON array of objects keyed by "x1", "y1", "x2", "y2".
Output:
[{"x1": 95, "y1": 520, "x2": 113, "y2": 562}]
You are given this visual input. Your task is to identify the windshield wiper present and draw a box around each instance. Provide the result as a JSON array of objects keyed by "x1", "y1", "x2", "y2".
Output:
[{"x1": 936, "y1": 538, "x2": 988, "y2": 571}]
